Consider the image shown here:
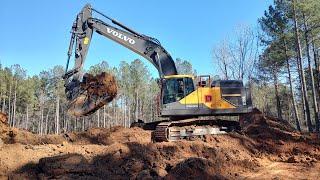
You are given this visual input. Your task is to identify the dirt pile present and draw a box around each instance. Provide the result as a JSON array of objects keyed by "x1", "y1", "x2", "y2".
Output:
[
  {"x1": 0, "y1": 117, "x2": 65, "y2": 145},
  {"x1": 0, "y1": 109, "x2": 319, "y2": 179},
  {"x1": 65, "y1": 126, "x2": 150, "y2": 145},
  {"x1": 241, "y1": 108, "x2": 298, "y2": 140},
  {"x1": 68, "y1": 72, "x2": 118, "y2": 117},
  {"x1": 8, "y1": 132, "x2": 258, "y2": 179},
  {"x1": 241, "y1": 108, "x2": 320, "y2": 161}
]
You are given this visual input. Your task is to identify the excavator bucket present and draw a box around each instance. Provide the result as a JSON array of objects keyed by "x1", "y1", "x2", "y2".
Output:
[{"x1": 67, "y1": 72, "x2": 117, "y2": 117}]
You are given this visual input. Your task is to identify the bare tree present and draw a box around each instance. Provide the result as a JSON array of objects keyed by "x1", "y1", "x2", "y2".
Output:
[
  {"x1": 97, "y1": 109, "x2": 100, "y2": 127},
  {"x1": 229, "y1": 25, "x2": 257, "y2": 80},
  {"x1": 213, "y1": 40, "x2": 231, "y2": 80},
  {"x1": 55, "y1": 95, "x2": 60, "y2": 134},
  {"x1": 213, "y1": 25, "x2": 258, "y2": 81},
  {"x1": 103, "y1": 105, "x2": 106, "y2": 128},
  {"x1": 12, "y1": 80, "x2": 17, "y2": 127}
]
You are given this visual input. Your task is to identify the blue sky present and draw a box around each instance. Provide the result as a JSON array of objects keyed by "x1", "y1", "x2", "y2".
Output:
[{"x1": 0, "y1": 0, "x2": 272, "y2": 77}]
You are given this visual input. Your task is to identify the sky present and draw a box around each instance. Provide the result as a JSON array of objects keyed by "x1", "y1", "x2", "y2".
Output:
[{"x1": 0, "y1": 0, "x2": 272, "y2": 77}]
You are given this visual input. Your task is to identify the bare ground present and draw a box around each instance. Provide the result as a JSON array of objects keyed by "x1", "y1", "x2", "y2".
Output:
[{"x1": 0, "y1": 110, "x2": 319, "y2": 179}]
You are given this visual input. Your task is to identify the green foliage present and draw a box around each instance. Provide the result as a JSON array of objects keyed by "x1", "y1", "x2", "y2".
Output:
[{"x1": 175, "y1": 58, "x2": 196, "y2": 75}]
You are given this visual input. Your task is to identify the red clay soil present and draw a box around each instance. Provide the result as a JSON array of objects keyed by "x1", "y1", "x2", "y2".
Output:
[{"x1": 0, "y1": 109, "x2": 319, "y2": 179}]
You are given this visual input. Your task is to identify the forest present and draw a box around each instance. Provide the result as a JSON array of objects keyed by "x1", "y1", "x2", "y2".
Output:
[
  {"x1": 1, "y1": 0, "x2": 320, "y2": 135},
  {"x1": 0, "y1": 58, "x2": 194, "y2": 134}
]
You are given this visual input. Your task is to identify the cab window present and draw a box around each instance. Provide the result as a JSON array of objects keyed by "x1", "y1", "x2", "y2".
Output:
[{"x1": 162, "y1": 77, "x2": 194, "y2": 104}]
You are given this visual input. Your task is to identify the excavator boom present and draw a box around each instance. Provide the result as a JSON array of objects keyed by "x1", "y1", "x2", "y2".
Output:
[{"x1": 63, "y1": 4, "x2": 177, "y2": 117}]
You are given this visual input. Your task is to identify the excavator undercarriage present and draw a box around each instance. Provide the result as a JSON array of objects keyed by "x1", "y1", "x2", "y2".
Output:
[{"x1": 132, "y1": 118, "x2": 241, "y2": 142}]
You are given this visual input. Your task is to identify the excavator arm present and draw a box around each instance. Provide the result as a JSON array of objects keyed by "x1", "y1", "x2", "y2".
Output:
[
  {"x1": 63, "y1": 4, "x2": 177, "y2": 117},
  {"x1": 64, "y1": 4, "x2": 177, "y2": 81}
]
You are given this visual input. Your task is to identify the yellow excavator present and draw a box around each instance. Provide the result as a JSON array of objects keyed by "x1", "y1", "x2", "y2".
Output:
[{"x1": 63, "y1": 4, "x2": 252, "y2": 142}]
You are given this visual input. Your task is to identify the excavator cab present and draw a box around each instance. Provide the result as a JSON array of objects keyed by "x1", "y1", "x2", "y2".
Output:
[
  {"x1": 160, "y1": 75, "x2": 252, "y2": 119},
  {"x1": 162, "y1": 75, "x2": 195, "y2": 105}
]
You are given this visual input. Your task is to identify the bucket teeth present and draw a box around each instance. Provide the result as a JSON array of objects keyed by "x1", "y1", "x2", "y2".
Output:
[{"x1": 67, "y1": 72, "x2": 117, "y2": 117}]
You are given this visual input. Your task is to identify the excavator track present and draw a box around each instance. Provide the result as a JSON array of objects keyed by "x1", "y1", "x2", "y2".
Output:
[{"x1": 152, "y1": 119, "x2": 240, "y2": 142}]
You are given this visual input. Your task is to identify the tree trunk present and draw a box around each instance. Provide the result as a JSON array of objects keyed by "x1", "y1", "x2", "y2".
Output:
[
  {"x1": 284, "y1": 39, "x2": 301, "y2": 131},
  {"x1": 74, "y1": 117, "x2": 77, "y2": 131},
  {"x1": 123, "y1": 97, "x2": 126, "y2": 127},
  {"x1": 64, "y1": 113, "x2": 67, "y2": 132},
  {"x1": 1, "y1": 95, "x2": 5, "y2": 113},
  {"x1": 150, "y1": 98, "x2": 153, "y2": 123},
  {"x1": 128, "y1": 103, "x2": 131, "y2": 127},
  {"x1": 311, "y1": 37, "x2": 320, "y2": 102},
  {"x1": 296, "y1": 49, "x2": 308, "y2": 127},
  {"x1": 8, "y1": 82, "x2": 12, "y2": 126},
  {"x1": 55, "y1": 95, "x2": 60, "y2": 134},
  {"x1": 311, "y1": 37, "x2": 320, "y2": 132},
  {"x1": 12, "y1": 80, "x2": 17, "y2": 127},
  {"x1": 302, "y1": 15, "x2": 319, "y2": 132},
  {"x1": 26, "y1": 105, "x2": 29, "y2": 130},
  {"x1": 273, "y1": 72, "x2": 283, "y2": 119},
  {"x1": 97, "y1": 109, "x2": 100, "y2": 127},
  {"x1": 135, "y1": 91, "x2": 139, "y2": 121},
  {"x1": 103, "y1": 105, "x2": 106, "y2": 128},
  {"x1": 40, "y1": 106, "x2": 44, "y2": 135},
  {"x1": 45, "y1": 108, "x2": 50, "y2": 135},
  {"x1": 82, "y1": 117, "x2": 85, "y2": 131},
  {"x1": 113, "y1": 100, "x2": 116, "y2": 126},
  {"x1": 223, "y1": 63, "x2": 229, "y2": 80},
  {"x1": 108, "y1": 107, "x2": 110, "y2": 128},
  {"x1": 117, "y1": 99, "x2": 119, "y2": 125},
  {"x1": 292, "y1": 1, "x2": 313, "y2": 132}
]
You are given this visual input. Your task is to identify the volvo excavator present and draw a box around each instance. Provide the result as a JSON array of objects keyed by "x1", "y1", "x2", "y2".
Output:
[{"x1": 63, "y1": 4, "x2": 253, "y2": 142}]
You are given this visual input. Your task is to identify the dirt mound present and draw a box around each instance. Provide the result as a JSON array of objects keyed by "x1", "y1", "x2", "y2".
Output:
[
  {"x1": 64, "y1": 126, "x2": 151, "y2": 145},
  {"x1": 0, "y1": 121, "x2": 148, "y2": 146},
  {"x1": 165, "y1": 158, "x2": 226, "y2": 180},
  {"x1": 1, "y1": 109, "x2": 320, "y2": 179},
  {"x1": 0, "y1": 120, "x2": 65, "y2": 145},
  {"x1": 242, "y1": 108, "x2": 299, "y2": 141},
  {"x1": 39, "y1": 153, "x2": 92, "y2": 176},
  {"x1": 14, "y1": 137, "x2": 258, "y2": 179},
  {"x1": 240, "y1": 109, "x2": 320, "y2": 162}
]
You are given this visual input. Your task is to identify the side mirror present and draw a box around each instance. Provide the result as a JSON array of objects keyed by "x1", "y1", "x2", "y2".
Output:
[{"x1": 198, "y1": 81, "x2": 207, "y2": 87}]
